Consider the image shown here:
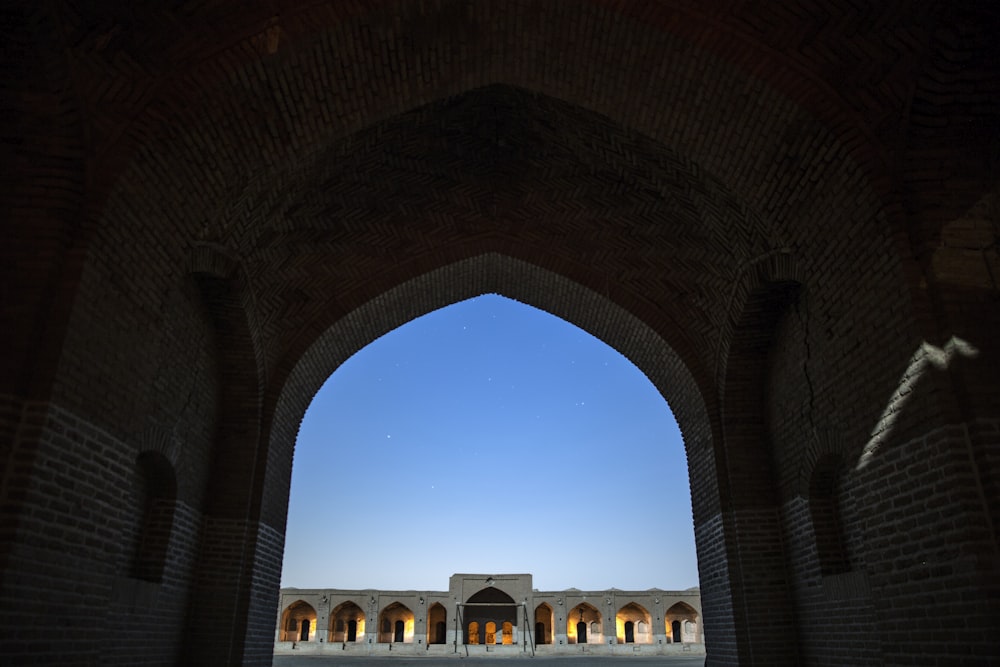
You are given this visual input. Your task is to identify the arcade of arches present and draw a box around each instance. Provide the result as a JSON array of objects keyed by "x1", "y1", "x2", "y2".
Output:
[
  {"x1": 276, "y1": 574, "x2": 702, "y2": 656},
  {"x1": 3, "y1": 2, "x2": 999, "y2": 666}
]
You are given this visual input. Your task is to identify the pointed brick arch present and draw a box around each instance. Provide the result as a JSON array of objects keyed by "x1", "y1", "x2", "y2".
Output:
[
  {"x1": 74, "y1": 64, "x2": 908, "y2": 666},
  {"x1": 264, "y1": 252, "x2": 724, "y2": 635}
]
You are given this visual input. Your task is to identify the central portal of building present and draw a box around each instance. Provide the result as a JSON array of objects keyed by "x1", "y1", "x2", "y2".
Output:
[{"x1": 463, "y1": 587, "x2": 517, "y2": 645}]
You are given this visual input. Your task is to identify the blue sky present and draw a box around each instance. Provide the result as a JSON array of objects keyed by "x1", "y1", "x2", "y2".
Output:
[{"x1": 281, "y1": 294, "x2": 699, "y2": 592}]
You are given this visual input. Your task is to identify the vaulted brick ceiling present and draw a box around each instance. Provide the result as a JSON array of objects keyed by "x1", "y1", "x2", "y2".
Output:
[{"x1": 5, "y1": 0, "x2": 997, "y2": 401}]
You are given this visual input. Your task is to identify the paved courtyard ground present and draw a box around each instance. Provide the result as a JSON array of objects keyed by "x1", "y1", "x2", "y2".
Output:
[{"x1": 274, "y1": 657, "x2": 706, "y2": 667}]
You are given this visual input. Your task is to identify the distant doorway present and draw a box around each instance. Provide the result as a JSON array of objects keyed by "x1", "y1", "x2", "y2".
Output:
[
  {"x1": 347, "y1": 620, "x2": 357, "y2": 642},
  {"x1": 672, "y1": 620, "x2": 682, "y2": 643},
  {"x1": 299, "y1": 619, "x2": 310, "y2": 641},
  {"x1": 624, "y1": 620, "x2": 634, "y2": 643},
  {"x1": 577, "y1": 621, "x2": 587, "y2": 644},
  {"x1": 394, "y1": 620, "x2": 404, "y2": 643},
  {"x1": 468, "y1": 622, "x2": 480, "y2": 644}
]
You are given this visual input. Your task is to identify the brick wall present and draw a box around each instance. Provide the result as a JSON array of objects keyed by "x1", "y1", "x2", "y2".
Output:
[{"x1": 3, "y1": 2, "x2": 997, "y2": 665}]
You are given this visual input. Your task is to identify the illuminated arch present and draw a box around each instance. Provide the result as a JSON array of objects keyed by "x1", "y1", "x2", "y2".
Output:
[
  {"x1": 329, "y1": 601, "x2": 365, "y2": 643},
  {"x1": 279, "y1": 600, "x2": 317, "y2": 643},
  {"x1": 616, "y1": 602, "x2": 652, "y2": 644},
  {"x1": 566, "y1": 602, "x2": 601, "y2": 644},
  {"x1": 377, "y1": 602, "x2": 413, "y2": 643},
  {"x1": 465, "y1": 586, "x2": 517, "y2": 646},
  {"x1": 534, "y1": 603, "x2": 554, "y2": 645},
  {"x1": 467, "y1": 621, "x2": 480, "y2": 645},
  {"x1": 427, "y1": 603, "x2": 447, "y2": 645},
  {"x1": 665, "y1": 602, "x2": 699, "y2": 644}
]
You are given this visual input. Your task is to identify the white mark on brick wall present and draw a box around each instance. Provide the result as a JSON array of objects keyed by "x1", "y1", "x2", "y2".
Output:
[{"x1": 856, "y1": 336, "x2": 979, "y2": 470}]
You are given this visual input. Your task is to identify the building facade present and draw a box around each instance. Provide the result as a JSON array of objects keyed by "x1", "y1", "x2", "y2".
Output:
[{"x1": 277, "y1": 574, "x2": 703, "y2": 656}]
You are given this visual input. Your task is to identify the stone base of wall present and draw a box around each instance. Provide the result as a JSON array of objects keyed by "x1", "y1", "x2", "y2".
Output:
[{"x1": 274, "y1": 641, "x2": 706, "y2": 657}]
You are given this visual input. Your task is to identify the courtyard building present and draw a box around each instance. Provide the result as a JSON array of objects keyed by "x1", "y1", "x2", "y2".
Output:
[{"x1": 276, "y1": 574, "x2": 703, "y2": 657}]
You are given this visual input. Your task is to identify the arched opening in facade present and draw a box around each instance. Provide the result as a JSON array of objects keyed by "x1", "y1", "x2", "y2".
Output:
[
  {"x1": 329, "y1": 601, "x2": 365, "y2": 643},
  {"x1": 485, "y1": 621, "x2": 497, "y2": 645},
  {"x1": 378, "y1": 602, "x2": 413, "y2": 643},
  {"x1": 129, "y1": 451, "x2": 177, "y2": 583},
  {"x1": 277, "y1": 258, "x2": 707, "y2": 656},
  {"x1": 666, "y1": 602, "x2": 699, "y2": 644},
  {"x1": 464, "y1": 586, "x2": 518, "y2": 645},
  {"x1": 567, "y1": 602, "x2": 601, "y2": 644},
  {"x1": 280, "y1": 601, "x2": 317, "y2": 642},
  {"x1": 427, "y1": 603, "x2": 447, "y2": 644},
  {"x1": 810, "y1": 453, "x2": 852, "y2": 575},
  {"x1": 467, "y1": 621, "x2": 480, "y2": 645},
  {"x1": 617, "y1": 602, "x2": 652, "y2": 644},
  {"x1": 534, "y1": 603, "x2": 553, "y2": 645},
  {"x1": 264, "y1": 219, "x2": 900, "y2": 667}
]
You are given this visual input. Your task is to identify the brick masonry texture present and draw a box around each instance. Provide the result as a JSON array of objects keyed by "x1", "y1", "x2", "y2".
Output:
[{"x1": 2, "y1": 1, "x2": 998, "y2": 665}]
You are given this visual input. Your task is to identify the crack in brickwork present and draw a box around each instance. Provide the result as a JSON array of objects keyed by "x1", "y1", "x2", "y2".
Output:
[{"x1": 793, "y1": 296, "x2": 818, "y2": 443}]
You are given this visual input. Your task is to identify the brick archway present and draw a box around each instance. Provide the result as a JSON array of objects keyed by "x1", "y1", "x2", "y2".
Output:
[
  {"x1": 5, "y1": 3, "x2": 998, "y2": 666},
  {"x1": 262, "y1": 252, "x2": 724, "y2": 651}
]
